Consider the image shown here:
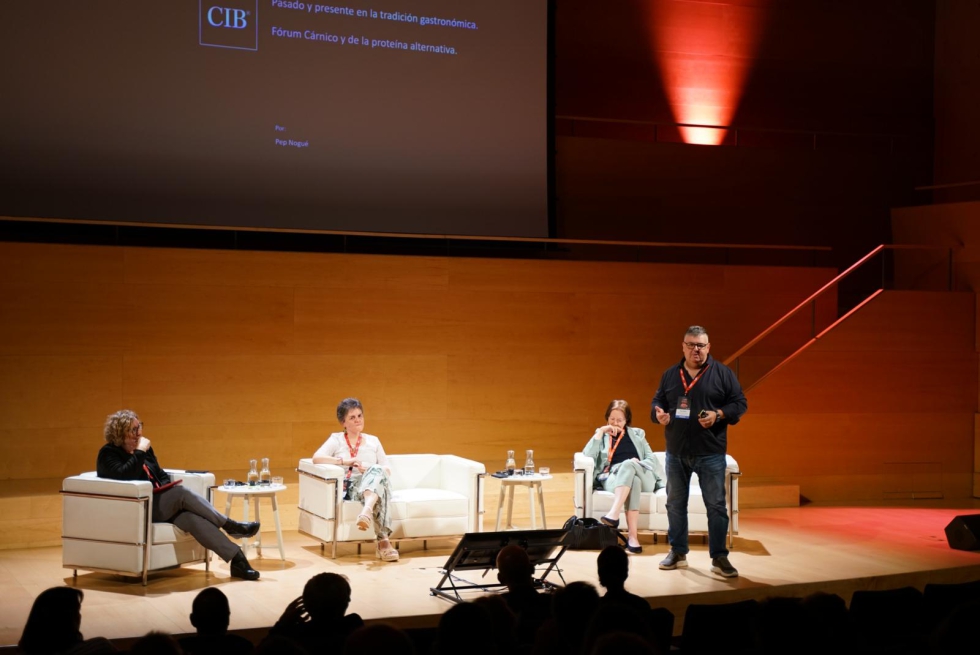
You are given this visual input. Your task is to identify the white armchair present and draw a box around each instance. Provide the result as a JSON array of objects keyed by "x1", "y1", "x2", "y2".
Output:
[
  {"x1": 573, "y1": 451, "x2": 740, "y2": 547},
  {"x1": 62, "y1": 470, "x2": 215, "y2": 585},
  {"x1": 298, "y1": 454, "x2": 485, "y2": 557}
]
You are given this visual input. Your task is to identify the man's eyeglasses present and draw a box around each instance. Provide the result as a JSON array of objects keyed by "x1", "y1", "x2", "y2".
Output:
[
  {"x1": 128, "y1": 422, "x2": 143, "y2": 434},
  {"x1": 684, "y1": 342, "x2": 709, "y2": 351}
]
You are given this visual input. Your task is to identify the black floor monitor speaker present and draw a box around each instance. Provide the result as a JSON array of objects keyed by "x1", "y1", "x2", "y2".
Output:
[
  {"x1": 944, "y1": 514, "x2": 980, "y2": 551},
  {"x1": 430, "y1": 528, "x2": 570, "y2": 603}
]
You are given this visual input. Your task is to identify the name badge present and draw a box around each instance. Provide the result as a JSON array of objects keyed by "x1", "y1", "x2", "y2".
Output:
[{"x1": 675, "y1": 395, "x2": 691, "y2": 420}]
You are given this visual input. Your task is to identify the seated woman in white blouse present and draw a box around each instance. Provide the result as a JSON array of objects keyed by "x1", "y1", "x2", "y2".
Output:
[{"x1": 312, "y1": 398, "x2": 398, "y2": 562}]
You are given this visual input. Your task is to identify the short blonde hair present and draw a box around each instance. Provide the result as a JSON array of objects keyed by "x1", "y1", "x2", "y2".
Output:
[{"x1": 104, "y1": 409, "x2": 139, "y2": 447}]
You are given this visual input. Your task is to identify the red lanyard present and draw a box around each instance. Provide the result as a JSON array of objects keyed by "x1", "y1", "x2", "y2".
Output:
[
  {"x1": 679, "y1": 363, "x2": 710, "y2": 395},
  {"x1": 603, "y1": 431, "x2": 625, "y2": 473},
  {"x1": 343, "y1": 433, "x2": 362, "y2": 480},
  {"x1": 142, "y1": 463, "x2": 160, "y2": 488}
]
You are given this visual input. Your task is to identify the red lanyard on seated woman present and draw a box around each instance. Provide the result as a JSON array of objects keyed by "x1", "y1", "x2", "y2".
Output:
[
  {"x1": 343, "y1": 432, "x2": 362, "y2": 483},
  {"x1": 143, "y1": 464, "x2": 161, "y2": 488},
  {"x1": 602, "y1": 431, "x2": 625, "y2": 474}
]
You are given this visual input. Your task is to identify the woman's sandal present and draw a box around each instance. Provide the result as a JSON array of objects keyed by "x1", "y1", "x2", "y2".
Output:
[
  {"x1": 376, "y1": 541, "x2": 399, "y2": 562},
  {"x1": 356, "y1": 513, "x2": 372, "y2": 531}
]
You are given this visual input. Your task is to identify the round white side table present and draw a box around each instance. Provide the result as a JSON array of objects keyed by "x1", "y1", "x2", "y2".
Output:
[
  {"x1": 495, "y1": 474, "x2": 553, "y2": 531},
  {"x1": 219, "y1": 483, "x2": 287, "y2": 560}
]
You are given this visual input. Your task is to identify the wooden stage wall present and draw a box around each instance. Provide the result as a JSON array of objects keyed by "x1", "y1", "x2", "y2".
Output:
[
  {"x1": 0, "y1": 241, "x2": 836, "y2": 548},
  {"x1": 738, "y1": 290, "x2": 978, "y2": 502},
  {"x1": 2, "y1": 241, "x2": 978, "y2": 549},
  {"x1": 892, "y1": 202, "x2": 980, "y2": 497}
]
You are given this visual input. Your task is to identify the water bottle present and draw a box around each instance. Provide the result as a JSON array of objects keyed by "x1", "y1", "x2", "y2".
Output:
[
  {"x1": 259, "y1": 458, "x2": 271, "y2": 484},
  {"x1": 247, "y1": 459, "x2": 259, "y2": 486},
  {"x1": 524, "y1": 449, "x2": 535, "y2": 476},
  {"x1": 505, "y1": 450, "x2": 516, "y2": 476}
]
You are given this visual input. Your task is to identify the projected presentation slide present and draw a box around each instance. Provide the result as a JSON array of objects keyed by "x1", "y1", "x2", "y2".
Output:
[{"x1": 0, "y1": 1, "x2": 549, "y2": 237}]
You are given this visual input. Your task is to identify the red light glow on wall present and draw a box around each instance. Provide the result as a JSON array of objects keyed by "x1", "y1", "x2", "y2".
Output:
[{"x1": 648, "y1": 0, "x2": 770, "y2": 145}]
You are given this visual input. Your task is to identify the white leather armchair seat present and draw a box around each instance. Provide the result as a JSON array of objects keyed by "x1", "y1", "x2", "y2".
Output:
[
  {"x1": 298, "y1": 454, "x2": 485, "y2": 557},
  {"x1": 62, "y1": 470, "x2": 215, "y2": 585},
  {"x1": 574, "y1": 451, "x2": 740, "y2": 546}
]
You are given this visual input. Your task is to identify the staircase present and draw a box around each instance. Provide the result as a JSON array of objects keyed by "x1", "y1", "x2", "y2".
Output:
[{"x1": 722, "y1": 245, "x2": 977, "y2": 504}]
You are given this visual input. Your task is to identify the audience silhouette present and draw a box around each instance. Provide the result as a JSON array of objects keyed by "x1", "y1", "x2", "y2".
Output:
[
  {"x1": 596, "y1": 545, "x2": 650, "y2": 616},
  {"x1": 930, "y1": 599, "x2": 980, "y2": 655},
  {"x1": 16, "y1": 555, "x2": 980, "y2": 655},
  {"x1": 472, "y1": 595, "x2": 518, "y2": 653},
  {"x1": 496, "y1": 544, "x2": 552, "y2": 647},
  {"x1": 589, "y1": 631, "x2": 658, "y2": 655},
  {"x1": 433, "y1": 601, "x2": 496, "y2": 655},
  {"x1": 178, "y1": 588, "x2": 254, "y2": 655},
  {"x1": 343, "y1": 624, "x2": 416, "y2": 655},
  {"x1": 253, "y1": 635, "x2": 308, "y2": 655},
  {"x1": 531, "y1": 581, "x2": 600, "y2": 655},
  {"x1": 18, "y1": 586, "x2": 115, "y2": 655},
  {"x1": 583, "y1": 603, "x2": 657, "y2": 655},
  {"x1": 265, "y1": 572, "x2": 363, "y2": 654},
  {"x1": 128, "y1": 632, "x2": 182, "y2": 655}
]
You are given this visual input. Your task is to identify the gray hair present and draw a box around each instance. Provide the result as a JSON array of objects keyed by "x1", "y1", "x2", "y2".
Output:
[
  {"x1": 685, "y1": 325, "x2": 709, "y2": 339},
  {"x1": 336, "y1": 398, "x2": 364, "y2": 424}
]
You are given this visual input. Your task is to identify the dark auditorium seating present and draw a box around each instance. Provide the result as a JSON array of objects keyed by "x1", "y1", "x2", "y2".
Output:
[
  {"x1": 647, "y1": 606, "x2": 675, "y2": 655},
  {"x1": 922, "y1": 579, "x2": 980, "y2": 634},
  {"x1": 680, "y1": 599, "x2": 759, "y2": 655},
  {"x1": 848, "y1": 586, "x2": 925, "y2": 654}
]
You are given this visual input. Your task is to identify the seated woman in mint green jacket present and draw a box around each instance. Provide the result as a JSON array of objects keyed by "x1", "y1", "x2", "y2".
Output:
[{"x1": 583, "y1": 399, "x2": 664, "y2": 553}]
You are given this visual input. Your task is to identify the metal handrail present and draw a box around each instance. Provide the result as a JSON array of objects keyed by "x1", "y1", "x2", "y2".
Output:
[
  {"x1": 724, "y1": 244, "x2": 954, "y2": 368},
  {"x1": 723, "y1": 243, "x2": 955, "y2": 391}
]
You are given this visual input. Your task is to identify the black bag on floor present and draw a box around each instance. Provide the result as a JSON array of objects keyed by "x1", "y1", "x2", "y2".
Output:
[{"x1": 562, "y1": 516, "x2": 620, "y2": 550}]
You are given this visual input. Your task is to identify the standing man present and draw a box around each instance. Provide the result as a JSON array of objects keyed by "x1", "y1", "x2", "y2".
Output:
[{"x1": 651, "y1": 325, "x2": 746, "y2": 578}]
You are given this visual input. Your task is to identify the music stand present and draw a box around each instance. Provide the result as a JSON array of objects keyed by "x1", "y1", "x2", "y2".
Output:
[{"x1": 430, "y1": 528, "x2": 569, "y2": 603}]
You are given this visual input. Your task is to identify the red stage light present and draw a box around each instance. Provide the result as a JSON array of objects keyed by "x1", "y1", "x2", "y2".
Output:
[{"x1": 648, "y1": 0, "x2": 770, "y2": 145}]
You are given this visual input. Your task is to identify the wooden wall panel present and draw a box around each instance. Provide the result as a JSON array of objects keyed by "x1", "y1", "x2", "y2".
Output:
[
  {"x1": 442, "y1": 290, "x2": 592, "y2": 357},
  {"x1": 294, "y1": 287, "x2": 451, "y2": 356},
  {"x1": 748, "y1": 350, "x2": 977, "y2": 414},
  {"x1": 891, "y1": 205, "x2": 980, "y2": 499},
  {"x1": 0, "y1": 241, "x2": 856, "y2": 549},
  {"x1": 812, "y1": 291, "x2": 975, "y2": 351},
  {"x1": 892, "y1": 201, "x2": 980, "y2": 291},
  {"x1": 127, "y1": 285, "x2": 295, "y2": 355},
  {"x1": 123, "y1": 248, "x2": 450, "y2": 292},
  {"x1": 735, "y1": 291, "x2": 977, "y2": 501},
  {"x1": 0, "y1": 356, "x2": 122, "y2": 431},
  {"x1": 123, "y1": 355, "x2": 307, "y2": 425},
  {"x1": 0, "y1": 427, "x2": 104, "y2": 481},
  {"x1": 0, "y1": 284, "x2": 129, "y2": 356},
  {"x1": 448, "y1": 353, "x2": 593, "y2": 424},
  {"x1": 0, "y1": 243, "x2": 123, "y2": 285},
  {"x1": 151, "y1": 423, "x2": 294, "y2": 474}
]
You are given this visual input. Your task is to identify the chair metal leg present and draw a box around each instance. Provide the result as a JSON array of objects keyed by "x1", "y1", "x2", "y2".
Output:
[{"x1": 141, "y1": 497, "x2": 151, "y2": 586}]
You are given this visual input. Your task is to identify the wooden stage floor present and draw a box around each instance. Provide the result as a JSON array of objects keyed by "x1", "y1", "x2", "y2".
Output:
[{"x1": 3, "y1": 505, "x2": 980, "y2": 647}]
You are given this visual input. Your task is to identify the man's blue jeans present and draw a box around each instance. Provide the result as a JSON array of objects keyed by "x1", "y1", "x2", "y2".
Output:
[{"x1": 665, "y1": 452, "x2": 729, "y2": 558}]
